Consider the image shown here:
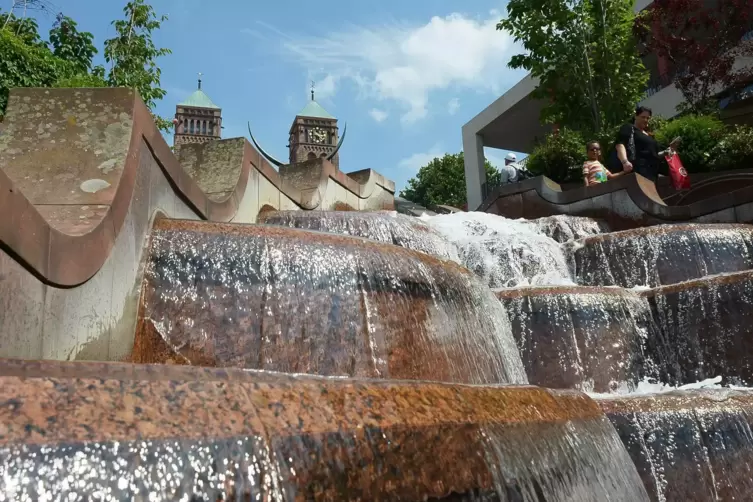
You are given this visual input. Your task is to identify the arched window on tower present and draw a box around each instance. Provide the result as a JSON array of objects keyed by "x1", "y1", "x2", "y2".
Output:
[
  {"x1": 307, "y1": 152, "x2": 317, "y2": 160},
  {"x1": 320, "y1": 153, "x2": 327, "y2": 158},
  {"x1": 189, "y1": 120, "x2": 195, "y2": 134}
]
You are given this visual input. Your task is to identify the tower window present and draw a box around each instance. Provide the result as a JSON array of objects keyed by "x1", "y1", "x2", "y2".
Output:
[
  {"x1": 202, "y1": 120, "x2": 207, "y2": 135},
  {"x1": 190, "y1": 119, "x2": 195, "y2": 134}
]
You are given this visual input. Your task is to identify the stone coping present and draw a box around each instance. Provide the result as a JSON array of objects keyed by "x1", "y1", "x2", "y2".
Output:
[
  {"x1": 0, "y1": 358, "x2": 602, "y2": 447},
  {"x1": 0, "y1": 88, "x2": 394, "y2": 287},
  {"x1": 477, "y1": 173, "x2": 753, "y2": 221},
  {"x1": 596, "y1": 388, "x2": 753, "y2": 414},
  {"x1": 495, "y1": 285, "x2": 638, "y2": 299}
]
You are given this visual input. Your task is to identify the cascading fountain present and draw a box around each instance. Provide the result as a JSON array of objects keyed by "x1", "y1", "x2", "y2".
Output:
[
  {"x1": 7, "y1": 87, "x2": 753, "y2": 501},
  {"x1": 135, "y1": 218, "x2": 524, "y2": 385},
  {"x1": 419, "y1": 211, "x2": 753, "y2": 501}
]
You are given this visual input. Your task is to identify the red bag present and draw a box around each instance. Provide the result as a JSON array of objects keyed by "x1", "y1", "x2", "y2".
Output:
[{"x1": 665, "y1": 152, "x2": 691, "y2": 190}]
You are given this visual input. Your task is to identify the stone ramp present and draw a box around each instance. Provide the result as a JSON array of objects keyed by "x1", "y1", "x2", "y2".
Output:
[
  {"x1": 0, "y1": 359, "x2": 649, "y2": 501},
  {"x1": 0, "y1": 87, "x2": 395, "y2": 288},
  {"x1": 0, "y1": 88, "x2": 395, "y2": 363},
  {"x1": 133, "y1": 217, "x2": 524, "y2": 385},
  {"x1": 479, "y1": 174, "x2": 753, "y2": 230}
]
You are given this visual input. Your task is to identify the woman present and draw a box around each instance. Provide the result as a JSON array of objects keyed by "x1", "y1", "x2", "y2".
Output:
[
  {"x1": 615, "y1": 106, "x2": 679, "y2": 182},
  {"x1": 583, "y1": 141, "x2": 632, "y2": 186}
]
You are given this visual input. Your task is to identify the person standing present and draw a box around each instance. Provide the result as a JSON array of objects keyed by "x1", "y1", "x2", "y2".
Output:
[{"x1": 615, "y1": 106, "x2": 680, "y2": 182}]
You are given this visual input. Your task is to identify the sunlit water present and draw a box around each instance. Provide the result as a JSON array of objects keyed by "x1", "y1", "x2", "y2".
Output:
[
  {"x1": 141, "y1": 220, "x2": 526, "y2": 385},
  {"x1": 260, "y1": 210, "x2": 460, "y2": 261},
  {"x1": 422, "y1": 212, "x2": 577, "y2": 288},
  {"x1": 0, "y1": 372, "x2": 649, "y2": 501}
]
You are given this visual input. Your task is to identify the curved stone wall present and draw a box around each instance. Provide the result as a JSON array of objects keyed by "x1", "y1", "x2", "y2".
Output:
[
  {"x1": 0, "y1": 87, "x2": 395, "y2": 361},
  {"x1": 479, "y1": 173, "x2": 753, "y2": 230}
]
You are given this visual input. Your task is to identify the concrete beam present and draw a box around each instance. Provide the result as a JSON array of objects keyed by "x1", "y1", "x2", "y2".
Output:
[{"x1": 462, "y1": 129, "x2": 486, "y2": 211}]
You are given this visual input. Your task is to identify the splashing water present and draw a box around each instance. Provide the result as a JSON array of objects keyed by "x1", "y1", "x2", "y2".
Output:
[
  {"x1": 259, "y1": 210, "x2": 461, "y2": 261},
  {"x1": 422, "y1": 212, "x2": 576, "y2": 288},
  {"x1": 532, "y1": 215, "x2": 610, "y2": 243},
  {"x1": 138, "y1": 219, "x2": 527, "y2": 385}
]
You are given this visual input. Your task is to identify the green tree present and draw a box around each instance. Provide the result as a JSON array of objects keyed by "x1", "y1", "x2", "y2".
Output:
[
  {"x1": 49, "y1": 14, "x2": 98, "y2": 74},
  {"x1": 400, "y1": 152, "x2": 501, "y2": 208},
  {"x1": 526, "y1": 128, "x2": 588, "y2": 183},
  {"x1": 0, "y1": 27, "x2": 74, "y2": 117},
  {"x1": 498, "y1": 0, "x2": 648, "y2": 137},
  {"x1": 104, "y1": 0, "x2": 172, "y2": 131},
  {"x1": 1, "y1": 11, "x2": 44, "y2": 46}
]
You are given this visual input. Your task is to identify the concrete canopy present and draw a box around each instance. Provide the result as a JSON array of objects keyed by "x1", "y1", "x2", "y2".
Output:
[{"x1": 462, "y1": 74, "x2": 551, "y2": 210}]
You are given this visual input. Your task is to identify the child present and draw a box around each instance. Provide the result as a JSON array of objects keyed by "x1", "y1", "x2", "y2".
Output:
[{"x1": 583, "y1": 141, "x2": 632, "y2": 187}]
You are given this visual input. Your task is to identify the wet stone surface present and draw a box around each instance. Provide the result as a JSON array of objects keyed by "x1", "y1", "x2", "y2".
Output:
[
  {"x1": 567, "y1": 224, "x2": 753, "y2": 288},
  {"x1": 641, "y1": 270, "x2": 753, "y2": 386},
  {"x1": 598, "y1": 389, "x2": 753, "y2": 502},
  {"x1": 498, "y1": 286, "x2": 657, "y2": 393},
  {"x1": 0, "y1": 360, "x2": 649, "y2": 501},
  {"x1": 135, "y1": 219, "x2": 527, "y2": 385}
]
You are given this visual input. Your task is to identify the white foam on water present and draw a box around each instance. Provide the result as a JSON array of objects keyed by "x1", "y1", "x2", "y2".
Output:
[
  {"x1": 589, "y1": 375, "x2": 752, "y2": 399},
  {"x1": 422, "y1": 212, "x2": 576, "y2": 288}
]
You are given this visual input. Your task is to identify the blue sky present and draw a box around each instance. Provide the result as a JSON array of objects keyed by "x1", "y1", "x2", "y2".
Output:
[{"x1": 26, "y1": 0, "x2": 528, "y2": 192}]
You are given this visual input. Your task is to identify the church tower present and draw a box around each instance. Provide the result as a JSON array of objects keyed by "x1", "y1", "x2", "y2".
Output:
[
  {"x1": 173, "y1": 74, "x2": 222, "y2": 148},
  {"x1": 288, "y1": 85, "x2": 340, "y2": 168}
]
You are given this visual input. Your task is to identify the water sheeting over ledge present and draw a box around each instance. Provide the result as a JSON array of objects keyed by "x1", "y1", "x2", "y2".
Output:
[
  {"x1": 0, "y1": 360, "x2": 649, "y2": 501},
  {"x1": 598, "y1": 389, "x2": 753, "y2": 502},
  {"x1": 136, "y1": 218, "x2": 526, "y2": 385}
]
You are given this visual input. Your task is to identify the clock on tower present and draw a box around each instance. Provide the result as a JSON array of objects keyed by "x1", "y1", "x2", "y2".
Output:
[{"x1": 288, "y1": 84, "x2": 341, "y2": 168}]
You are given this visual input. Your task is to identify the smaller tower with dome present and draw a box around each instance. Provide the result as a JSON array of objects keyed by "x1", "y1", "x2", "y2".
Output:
[{"x1": 173, "y1": 73, "x2": 222, "y2": 148}]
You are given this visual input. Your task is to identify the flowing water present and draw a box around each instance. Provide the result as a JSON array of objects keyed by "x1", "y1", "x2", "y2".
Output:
[
  {"x1": 139, "y1": 219, "x2": 526, "y2": 385},
  {"x1": 498, "y1": 286, "x2": 659, "y2": 393},
  {"x1": 10, "y1": 206, "x2": 753, "y2": 500},
  {"x1": 0, "y1": 366, "x2": 650, "y2": 502},
  {"x1": 422, "y1": 212, "x2": 575, "y2": 288},
  {"x1": 259, "y1": 209, "x2": 460, "y2": 261}
]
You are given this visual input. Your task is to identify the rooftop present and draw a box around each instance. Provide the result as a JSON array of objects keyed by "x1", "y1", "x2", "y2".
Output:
[
  {"x1": 178, "y1": 77, "x2": 220, "y2": 109},
  {"x1": 297, "y1": 99, "x2": 336, "y2": 120}
]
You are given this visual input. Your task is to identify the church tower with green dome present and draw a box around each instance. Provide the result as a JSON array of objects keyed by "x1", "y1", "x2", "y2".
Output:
[
  {"x1": 288, "y1": 84, "x2": 340, "y2": 168},
  {"x1": 173, "y1": 74, "x2": 222, "y2": 148}
]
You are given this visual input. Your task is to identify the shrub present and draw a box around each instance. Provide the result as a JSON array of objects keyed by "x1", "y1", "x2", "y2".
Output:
[
  {"x1": 526, "y1": 128, "x2": 587, "y2": 183},
  {"x1": 710, "y1": 125, "x2": 753, "y2": 171},
  {"x1": 653, "y1": 114, "x2": 726, "y2": 173}
]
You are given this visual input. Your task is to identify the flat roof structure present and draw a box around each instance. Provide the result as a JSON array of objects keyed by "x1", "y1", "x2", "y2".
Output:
[{"x1": 463, "y1": 0, "x2": 659, "y2": 210}]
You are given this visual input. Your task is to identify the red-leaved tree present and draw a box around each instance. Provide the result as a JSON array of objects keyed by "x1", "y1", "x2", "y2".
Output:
[{"x1": 635, "y1": 0, "x2": 753, "y2": 113}]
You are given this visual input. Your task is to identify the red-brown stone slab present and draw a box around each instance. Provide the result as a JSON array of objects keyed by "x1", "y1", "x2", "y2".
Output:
[
  {"x1": 636, "y1": 270, "x2": 753, "y2": 386},
  {"x1": 133, "y1": 219, "x2": 527, "y2": 385},
  {"x1": 0, "y1": 359, "x2": 648, "y2": 501},
  {"x1": 496, "y1": 286, "x2": 655, "y2": 392},
  {"x1": 566, "y1": 223, "x2": 753, "y2": 287},
  {"x1": 598, "y1": 389, "x2": 753, "y2": 502}
]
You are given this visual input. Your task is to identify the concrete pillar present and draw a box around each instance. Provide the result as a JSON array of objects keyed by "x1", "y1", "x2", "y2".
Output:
[{"x1": 463, "y1": 129, "x2": 486, "y2": 211}]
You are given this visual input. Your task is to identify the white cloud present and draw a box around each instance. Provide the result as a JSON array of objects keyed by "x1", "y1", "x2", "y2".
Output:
[
  {"x1": 369, "y1": 108, "x2": 389, "y2": 122},
  {"x1": 310, "y1": 73, "x2": 338, "y2": 100},
  {"x1": 273, "y1": 11, "x2": 524, "y2": 124},
  {"x1": 398, "y1": 143, "x2": 445, "y2": 172},
  {"x1": 447, "y1": 97, "x2": 460, "y2": 115}
]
